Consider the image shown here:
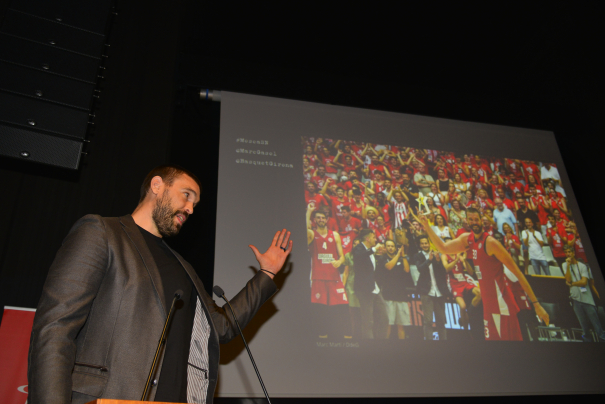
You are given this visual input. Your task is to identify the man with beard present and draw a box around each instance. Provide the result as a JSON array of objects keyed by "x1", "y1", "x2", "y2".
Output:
[
  {"x1": 307, "y1": 204, "x2": 349, "y2": 338},
  {"x1": 28, "y1": 165, "x2": 292, "y2": 404},
  {"x1": 413, "y1": 208, "x2": 549, "y2": 341},
  {"x1": 377, "y1": 240, "x2": 412, "y2": 340}
]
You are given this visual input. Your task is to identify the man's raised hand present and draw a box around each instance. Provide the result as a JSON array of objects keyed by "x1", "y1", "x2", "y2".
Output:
[{"x1": 249, "y1": 229, "x2": 293, "y2": 279}]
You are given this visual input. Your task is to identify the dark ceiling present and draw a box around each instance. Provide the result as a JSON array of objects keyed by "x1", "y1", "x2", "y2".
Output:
[{"x1": 179, "y1": 1, "x2": 603, "y2": 113}]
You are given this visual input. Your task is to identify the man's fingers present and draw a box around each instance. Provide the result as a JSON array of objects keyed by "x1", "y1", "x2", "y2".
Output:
[
  {"x1": 248, "y1": 245, "x2": 261, "y2": 259},
  {"x1": 285, "y1": 239, "x2": 293, "y2": 253},
  {"x1": 281, "y1": 231, "x2": 291, "y2": 248},
  {"x1": 272, "y1": 230, "x2": 281, "y2": 247},
  {"x1": 276, "y1": 229, "x2": 288, "y2": 247}
]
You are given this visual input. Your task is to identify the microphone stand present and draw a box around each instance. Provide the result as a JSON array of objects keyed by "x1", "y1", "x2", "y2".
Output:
[
  {"x1": 141, "y1": 290, "x2": 183, "y2": 401},
  {"x1": 213, "y1": 285, "x2": 272, "y2": 404}
]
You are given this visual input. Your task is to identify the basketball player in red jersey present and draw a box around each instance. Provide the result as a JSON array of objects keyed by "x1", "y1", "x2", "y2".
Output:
[
  {"x1": 306, "y1": 203, "x2": 349, "y2": 338},
  {"x1": 441, "y1": 248, "x2": 480, "y2": 331},
  {"x1": 413, "y1": 208, "x2": 549, "y2": 341}
]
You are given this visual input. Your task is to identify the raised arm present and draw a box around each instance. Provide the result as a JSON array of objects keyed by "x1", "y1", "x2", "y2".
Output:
[
  {"x1": 486, "y1": 237, "x2": 549, "y2": 325},
  {"x1": 441, "y1": 253, "x2": 459, "y2": 271},
  {"x1": 413, "y1": 211, "x2": 469, "y2": 255}
]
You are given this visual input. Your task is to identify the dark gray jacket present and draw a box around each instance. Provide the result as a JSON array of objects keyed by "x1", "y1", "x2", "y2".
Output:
[{"x1": 28, "y1": 214, "x2": 276, "y2": 404}]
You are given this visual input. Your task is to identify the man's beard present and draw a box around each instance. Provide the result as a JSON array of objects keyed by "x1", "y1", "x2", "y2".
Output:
[
  {"x1": 152, "y1": 190, "x2": 183, "y2": 238},
  {"x1": 471, "y1": 224, "x2": 483, "y2": 235}
]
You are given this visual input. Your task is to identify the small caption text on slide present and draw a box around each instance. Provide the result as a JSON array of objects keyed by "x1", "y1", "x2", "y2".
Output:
[{"x1": 235, "y1": 138, "x2": 293, "y2": 168}]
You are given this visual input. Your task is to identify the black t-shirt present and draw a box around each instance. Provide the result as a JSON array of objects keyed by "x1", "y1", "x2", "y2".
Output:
[
  {"x1": 516, "y1": 208, "x2": 540, "y2": 232},
  {"x1": 137, "y1": 225, "x2": 196, "y2": 402},
  {"x1": 376, "y1": 255, "x2": 413, "y2": 302},
  {"x1": 401, "y1": 182, "x2": 419, "y2": 210}
]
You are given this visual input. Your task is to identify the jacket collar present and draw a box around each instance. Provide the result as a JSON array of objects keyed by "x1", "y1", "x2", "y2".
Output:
[{"x1": 119, "y1": 214, "x2": 167, "y2": 317}]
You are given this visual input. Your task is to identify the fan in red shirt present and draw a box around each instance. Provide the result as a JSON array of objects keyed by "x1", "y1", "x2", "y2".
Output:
[
  {"x1": 366, "y1": 155, "x2": 387, "y2": 181},
  {"x1": 374, "y1": 216, "x2": 393, "y2": 244},
  {"x1": 546, "y1": 214, "x2": 567, "y2": 268},
  {"x1": 414, "y1": 207, "x2": 550, "y2": 341},
  {"x1": 528, "y1": 185, "x2": 549, "y2": 229},
  {"x1": 495, "y1": 188, "x2": 515, "y2": 211},
  {"x1": 506, "y1": 159, "x2": 524, "y2": 181},
  {"x1": 305, "y1": 182, "x2": 329, "y2": 211},
  {"x1": 373, "y1": 191, "x2": 392, "y2": 224},
  {"x1": 487, "y1": 173, "x2": 504, "y2": 200},
  {"x1": 475, "y1": 189, "x2": 495, "y2": 213},
  {"x1": 327, "y1": 185, "x2": 350, "y2": 224},
  {"x1": 502, "y1": 223, "x2": 522, "y2": 268},
  {"x1": 302, "y1": 157, "x2": 315, "y2": 184},
  {"x1": 338, "y1": 206, "x2": 362, "y2": 254},
  {"x1": 461, "y1": 155, "x2": 474, "y2": 177},
  {"x1": 311, "y1": 165, "x2": 329, "y2": 189},
  {"x1": 567, "y1": 221, "x2": 588, "y2": 263},
  {"x1": 349, "y1": 188, "x2": 367, "y2": 220},
  {"x1": 547, "y1": 189, "x2": 569, "y2": 217},
  {"x1": 524, "y1": 174, "x2": 545, "y2": 197},
  {"x1": 450, "y1": 159, "x2": 469, "y2": 182},
  {"x1": 521, "y1": 160, "x2": 541, "y2": 183},
  {"x1": 333, "y1": 151, "x2": 363, "y2": 178},
  {"x1": 491, "y1": 158, "x2": 505, "y2": 174},
  {"x1": 319, "y1": 146, "x2": 339, "y2": 178},
  {"x1": 383, "y1": 154, "x2": 402, "y2": 174},
  {"x1": 441, "y1": 249, "x2": 481, "y2": 330},
  {"x1": 506, "y1": 172, "x2": 525, "y2": 199},
  {"x1": 482, "y1": 216, "x2": 497, "y2": 237},
  {"x1": 368, "y1": 171, "x2": 387, "y2": 195},
  {"x1": 303, "y1": 144, "x2": 320, "y2": 167},
  {"x1": 473, "y1": 155, "x2": 492, "y2": 180}
]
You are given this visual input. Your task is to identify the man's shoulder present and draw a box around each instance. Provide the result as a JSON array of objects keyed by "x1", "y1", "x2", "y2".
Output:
[{"x1": 70, "y1": 214, "x2": 131, "y2": 235}]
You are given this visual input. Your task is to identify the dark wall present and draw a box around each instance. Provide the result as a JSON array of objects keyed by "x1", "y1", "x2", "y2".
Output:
[{"x1": 0, "y1": 0, "x2": 187, "y2": 309}]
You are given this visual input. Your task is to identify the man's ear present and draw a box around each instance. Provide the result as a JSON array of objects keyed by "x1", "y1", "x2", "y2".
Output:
[{"x1": 150, "y1": 176, "x2": 164, "y2": 196}]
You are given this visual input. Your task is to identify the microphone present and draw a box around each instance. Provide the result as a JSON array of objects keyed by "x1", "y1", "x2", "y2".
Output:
[
  {"x1": 141, "y1": 289, "x2": 184, "y2": 401},
  {"x1": 213, "y1": 285, "x2": 272, "y2": 404}
]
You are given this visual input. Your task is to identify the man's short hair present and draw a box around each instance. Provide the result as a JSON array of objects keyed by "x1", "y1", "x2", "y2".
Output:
[
  {"x1": 359, "y1": 228, "x2": 375, "y2": 241},
  {"x1": 418, "y1": 235, "x2": 429, "y2": 244},
  {"x1": 563, "y1": 244, "x2": 575, "y2": 252},
  {"x1": 312, "y1": 210, "x2": 327, "y2": 220},
  {"x1": 341, "y1": 205, "x2": 351, "y2": 212},
  {"x1": 466, "y1": 207, "x2": 481, "y2": 218},
  {"x1": 139, "y1": 165, "x2": 201, "y2": 203}
]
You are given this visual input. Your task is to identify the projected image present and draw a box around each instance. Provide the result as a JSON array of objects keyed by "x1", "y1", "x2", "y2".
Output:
[{"x1": 302, "y1": 137, "x2": 596, "y2": 342}]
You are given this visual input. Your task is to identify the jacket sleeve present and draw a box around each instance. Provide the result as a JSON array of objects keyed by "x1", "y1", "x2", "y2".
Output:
[
  {"x1": 207, "y1": 271, "x2": 278, "y2": 344},
  {"x1": 28, "y1": 215, "x2": 109, "y2": 404},
  {"x1": 414, "y1": 252, "x2": 430, "y2": 273}
]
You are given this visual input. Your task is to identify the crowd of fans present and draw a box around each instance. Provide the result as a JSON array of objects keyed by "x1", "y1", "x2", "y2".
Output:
[
  {"x1": 303, "y1": 137, "x2": 585, "y2": 271},
  {"x1": 302, "y1": 137, "x2": 601, "y2": 341}
]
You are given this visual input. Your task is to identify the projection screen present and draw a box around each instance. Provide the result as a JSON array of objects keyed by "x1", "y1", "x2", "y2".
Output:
[{"x1": 213, "y1": 91, "x2": 605, "y2": 397}]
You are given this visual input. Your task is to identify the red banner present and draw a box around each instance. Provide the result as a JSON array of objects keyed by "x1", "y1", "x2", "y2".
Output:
[{"x1": 0, "y1": 306, "x2": 36, "y2": 404}]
